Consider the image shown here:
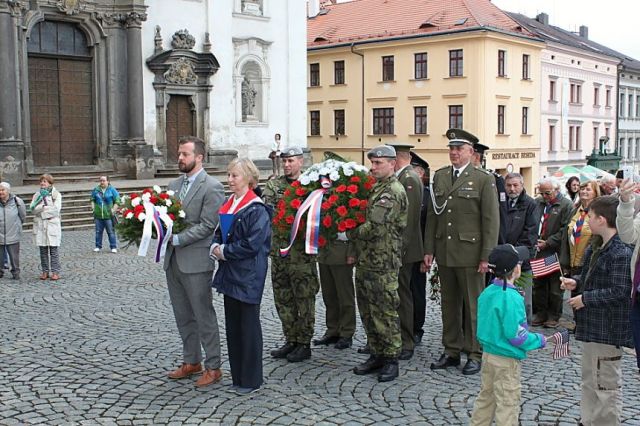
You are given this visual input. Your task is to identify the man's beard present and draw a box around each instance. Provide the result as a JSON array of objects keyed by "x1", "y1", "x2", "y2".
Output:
[{"x1": 179, "y1": 160, "x2": 196, "y2": 174}]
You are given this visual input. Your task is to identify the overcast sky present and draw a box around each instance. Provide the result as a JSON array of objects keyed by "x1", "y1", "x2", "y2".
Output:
[{"x1": 491, "y1": 0, "x2": 640, "y2": 60}]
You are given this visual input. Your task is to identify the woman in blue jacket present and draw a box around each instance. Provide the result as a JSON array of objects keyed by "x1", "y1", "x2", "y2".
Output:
[{"x1": 210, "y1": 158, "x2": 272, "y2": 395}]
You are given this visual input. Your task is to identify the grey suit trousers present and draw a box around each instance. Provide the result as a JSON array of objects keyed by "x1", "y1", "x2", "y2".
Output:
[{"x1": 166, "y1": 253, "x2": 221, "y2": 369}]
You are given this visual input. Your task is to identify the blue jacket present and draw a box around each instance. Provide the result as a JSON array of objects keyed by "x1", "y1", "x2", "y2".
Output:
[
  {"x1": 477, "y1": 279, "x2": 546, "y2": 360},
  {"x1": 211, "y1": 199, "x2": 272, "y2": 305}
]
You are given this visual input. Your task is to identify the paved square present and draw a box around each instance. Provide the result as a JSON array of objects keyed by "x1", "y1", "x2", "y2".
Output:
[{"x1": 1, "y1": 231, "x2": 639, "y2": 425}]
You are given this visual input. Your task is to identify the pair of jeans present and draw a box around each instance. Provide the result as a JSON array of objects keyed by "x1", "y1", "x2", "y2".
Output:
[{"x1": 95, "y1": 218, "x2": 117, "y2": 249}]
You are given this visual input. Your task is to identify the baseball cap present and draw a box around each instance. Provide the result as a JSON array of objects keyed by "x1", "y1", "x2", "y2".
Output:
[{"x1": 488, "y1": 244, "x2": 530, "y2": 276}]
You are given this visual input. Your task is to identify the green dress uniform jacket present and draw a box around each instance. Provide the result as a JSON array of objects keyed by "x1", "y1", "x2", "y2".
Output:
[
  {"x1": 397, "y1": 165, "x2": 424, "y2": 264},
  {"x1": 425, "y1": 165, "x2": 500, "y2": 267}
]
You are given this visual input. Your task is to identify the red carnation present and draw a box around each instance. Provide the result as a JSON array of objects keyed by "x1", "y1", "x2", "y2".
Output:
[
  {"x1": 359, "y1": 200, "x2": 368, "y2": 209},
  {"x1": 149, "y1": 196, "x2": 158, "y2": 204},
  {"x1": 347, "y1": 185, "x2": 358, "y2": 194},
  {"x1": 337, "y1": 221, "x2": 347, "y2": 232},
  {"x1": 350, "y1": 176, "x2": 361, "y2": 183},
  {"x1": 321, "y1": 202, "x2": 331, "y2": 211},
  {"x1": 336, "y1": 184, "x2": 347, "y2": 193},
  {"x1": 328, "y1": 194, "x2": 339, "y2": 204},
  {"x1": 367, "y1": 175, "x2": 376, "y2": 184},
  {"x1": 142, "y1": 188, "x2": 153, "y2": 194},
  {"x1": 295, "y1": 188, "x2": 307, "y2": 196},
  {"x1": 285, "y1": 215, "x2": 295, "y2": 224},
  {"x1": 348, "y1": 198, "x2": 361, "y2": 208},
  {"x1": 322, "y1": 215, "x2": 332, "y2": 228},
  {"x1": 133, "y1": 205, "x2": 144, "y2": 214},
  {"x1": 336, "y1": 205, "x2": 348, "y2": 217},
  {"x1": 284, "y1": 189, "x2": 292, "y2": 197},
  {"x1": 168, "y1": 213, "x2": 176, "y2": 221},
  {"x1": 318, "y1": 236, "x2": 327, "y2": 247},
  {"x1": 364, "y1": 182, "x2": 374, "y2": 190},
  {"x1": 277, "y1": 199, "x2": 286, "y2": 209},
  {"x1": 356, "y1": 212, "x2": 366, "y2": 223},
  {"x1": 130, "y1": 193, "x2": 140, "y2": 199},
  {"x1": 291, "y1": 180, "x2": 301, "y2": 187},
  {"x1": 159, "y1": 193, "x2": 170, "y2": 200},
  {"x1": 344, "y1": 218, "x2": 357, "y2": 229},
  {"x1": 291, "y1": 198, "x2": 302, "y2": 209}
]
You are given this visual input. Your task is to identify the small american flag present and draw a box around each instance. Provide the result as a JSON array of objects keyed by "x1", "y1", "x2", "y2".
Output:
[
  {"x1": 549, "y1": 328, "x2": 570, "y2": 359},
  {"x1": 530, "y1": 253, "x2": 561, "y2": 278}
]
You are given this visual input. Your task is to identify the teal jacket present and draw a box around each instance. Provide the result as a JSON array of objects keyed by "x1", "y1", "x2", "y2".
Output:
[
  {"x1": 477, "y1": 279, "x2": 546, "y2": 360},
  {"x1": 90, "y1": 185, "x2": 121, "y2": 220}
]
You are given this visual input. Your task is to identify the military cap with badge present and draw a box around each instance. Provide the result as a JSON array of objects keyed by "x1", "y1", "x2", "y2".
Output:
[
  {"x1": 446, "y1": 128, "x2": 478, "y2": 147},
  {"x1": 280, "y1": 147, "x2": 304, "y2": 158},
  {"x1": 367, "y1": 145, "x2": 396, "y2": 159}
]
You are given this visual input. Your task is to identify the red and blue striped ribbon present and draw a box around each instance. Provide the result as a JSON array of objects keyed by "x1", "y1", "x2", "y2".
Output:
[{"x1": 152, "y1": 209, "x2": 166, "y2": 263}]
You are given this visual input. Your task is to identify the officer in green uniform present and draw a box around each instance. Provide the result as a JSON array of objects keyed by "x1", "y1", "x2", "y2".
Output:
[
  {"x1": 387, "y1": 144, "x2": 424, "y2": 361},
  {"x1": 313, "y1": 239, "x2": 356, "y2": 349},
  {"x1": 424, "y1": 129, "x2": 499, "y2": 376},
  {"x1": 347, "y1": 145, "x2": 407, "y2": 382},
  {"x1": 263, "y1": 147, "x2": 319, "y2": 363}
]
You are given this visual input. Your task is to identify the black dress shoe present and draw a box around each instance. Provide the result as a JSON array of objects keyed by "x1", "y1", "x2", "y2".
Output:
[
  {"x1": 357, "y1": 344, "x2": 371, "y2": 354},
  {"x1": 430, "y1": 353, "x2": 461, "y2": 370},
  {"x1": 270, "y1": 342, "x2": 297, "y2": 359},
  {"x1": 377, "y1": 358, "x2": 399, "y2": 382},
  {"x1": 353, "y1": 355, "x2": 384, "y2": 375},
  {"x1": 286, "y1": 344, "x2": 311, "y2": 362},
  {"x1": 398, "y1": 349, "x2": 414, "y2": 361},
  {"x1": 312, "y1": 334, "x2": 339, "y2": 346},
  {"x1": 413, "y1": 332, "x2": 424, "y2": 345},
  {"x1": 462, "y1": 359, "x2": 481, "y2": 375},
  {"x1": 334, "y1": 337, "x2": 352, "y2": 350}
]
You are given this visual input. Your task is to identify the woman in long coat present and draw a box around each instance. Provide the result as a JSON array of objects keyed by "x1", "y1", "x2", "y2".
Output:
[{"x1": 30, "y1": 174, "x2": 62, "y2": 280}]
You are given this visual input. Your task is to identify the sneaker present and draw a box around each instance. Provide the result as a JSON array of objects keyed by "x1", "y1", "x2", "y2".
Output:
[
  {"x1": 111, "y1": 249, "x2": 118, "y2": 253},
  {"x1": 93, "y1": 248, "x2": 100, "y2": 252}
]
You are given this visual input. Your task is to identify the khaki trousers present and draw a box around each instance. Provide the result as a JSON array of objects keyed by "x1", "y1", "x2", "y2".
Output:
[
  {"x1": 581, "y1": 342, "x2": 623, "y2": 426},
  {"x1": 398, "y1": 262, "x2": 416, "y2": 351},
  {"x1": 470, "y1": 353, "x2": 521, "y2": 426}
]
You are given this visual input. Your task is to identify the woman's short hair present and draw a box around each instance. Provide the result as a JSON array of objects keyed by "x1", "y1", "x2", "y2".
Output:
[
  {"x1": 228, "y1": 158, "x2": 260, "y2": 189},
  {"x1": 39, "y1": 174, "x2": 54, "y2": 185},
  {"x1": 579, "y1": 180, "x2": 601, "y2": 198}
]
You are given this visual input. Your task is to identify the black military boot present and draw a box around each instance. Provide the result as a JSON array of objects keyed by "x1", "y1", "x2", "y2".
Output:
[
  {"x1": 270, "y1": 342, "x2": 297, "y2": 359},
  {"x1": 353, "y1": 355, "x2": 385, "y2": 375},
  {"x1": 286, "y1": 344, "x2": 311, "y2": 362},
  {"x1": 377, "y1": 358, "x2": 399, "y2": 382}
]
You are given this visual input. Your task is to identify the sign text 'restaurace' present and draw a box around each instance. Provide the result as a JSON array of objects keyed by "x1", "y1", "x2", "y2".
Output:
[{"x1": 491, "y1": 151, "x2": 536, "y2": 160}]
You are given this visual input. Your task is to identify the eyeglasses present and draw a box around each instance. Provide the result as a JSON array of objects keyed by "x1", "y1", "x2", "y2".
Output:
[{"x1": 541, "y1": 191, "x2": 554, "y2": 196}]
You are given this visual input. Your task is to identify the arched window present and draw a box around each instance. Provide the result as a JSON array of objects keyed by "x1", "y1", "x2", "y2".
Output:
[{"x1": 28, "y1": 21, "x2": 90, "y2": 57}]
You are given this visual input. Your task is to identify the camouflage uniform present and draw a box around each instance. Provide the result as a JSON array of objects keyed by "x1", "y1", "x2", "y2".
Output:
[
  {"x1": 263, "y1": 176, "x2": 319, "y2": 346},
  {"x1": 347, "y1": 175, "x2": 407, "y2": 358}
]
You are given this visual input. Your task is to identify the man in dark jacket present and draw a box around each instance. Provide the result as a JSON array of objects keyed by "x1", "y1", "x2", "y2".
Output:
[
  {"x1": 532, "y1": 178, "x2": 573, "y2": 328},
  {"x1": 503, "y1": 173, "x2": 540, "y2": 323},
  {"x1": 560, "y1": 196, "x2": 633, "y2": 426}
]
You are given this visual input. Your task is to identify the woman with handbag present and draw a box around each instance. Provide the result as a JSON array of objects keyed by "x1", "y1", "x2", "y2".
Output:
[{"x1": 30, "y1": 174, "x2": 62, "y2": 281}]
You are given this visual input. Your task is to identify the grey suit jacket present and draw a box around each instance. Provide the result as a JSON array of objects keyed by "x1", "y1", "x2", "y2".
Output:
[{"x1": 163, "y1": 169, "x2": 225, "y2": 274}]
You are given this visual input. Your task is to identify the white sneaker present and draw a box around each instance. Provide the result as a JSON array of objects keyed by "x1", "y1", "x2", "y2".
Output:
[
  {"x1": 111, "y1": 249, "x2": 118, "y2": 253},
  {"x1": 93, "y1": 248, "x2": 100, "y2": 252}
]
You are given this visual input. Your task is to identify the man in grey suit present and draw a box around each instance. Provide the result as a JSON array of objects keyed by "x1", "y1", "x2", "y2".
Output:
[{"x1": 164, "y1": 136, "x2": 225, "y2": 388}]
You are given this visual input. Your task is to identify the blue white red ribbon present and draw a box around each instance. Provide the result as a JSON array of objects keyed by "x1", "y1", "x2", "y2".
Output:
[
  {"x1": 138, "y1": 201, "x2": 174, "y2": 263},
  {"x1": 280, "y1": 177, "x2": 332, "y2": 256}
]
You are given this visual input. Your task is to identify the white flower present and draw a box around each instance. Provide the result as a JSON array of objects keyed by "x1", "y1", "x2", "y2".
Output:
[
  {"x1": 165, "y1": 199, "x2": 172, "y2": 207},
  {"x1": 125, "y1": 212, "x2": 134, "y2": 220},
  {"x1": 141, "y1": 192, "x2": 151, "y2": 202},
  {"x1": 299, "y1": 175, "x2": 311, "y2": 186},
  {"x1": 329, "y1": 171, "x2": 340, "y2": 181},
  {"x1": 156, "y1": 206, "x2": 168, "y2": 215},
  {"x1": 137, "y1": 213, "x2": 146, "y2": 222},
  {"x1": 308, "y1": 171, "x2": 319, "y2": 182},
  {"x1": 319, "y1": 167, "x2": 330, "y2": 176},
  {"x1": 167, "y1": 190, "x2": 175, "y2": 197},
  {"x1": 343, "y1": 167, "x2": 354, "y2": 176},
  {"x1": 121, "y1": 195, "x2": 127, "y2": 202},
  {"x1": 178, "y1": 210, "x2": 186, "y2": 219},
  {"x1": 153, "y1": 185, "x2": 162, "y2": 193},
  {"x1": 131, "y1": 197, "x2": 141, "y2": 207}
]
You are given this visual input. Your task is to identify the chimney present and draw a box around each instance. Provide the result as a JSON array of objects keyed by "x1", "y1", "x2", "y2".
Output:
[
  {"x1": 579, "y1": 25, "x2": 589, "y2": 39},
  {"x1": 308, "y1": 0, "x2": 320, "y2": 18},
  {"x1": 536, "y1": 13, "x2": 549, "y2": 25}
]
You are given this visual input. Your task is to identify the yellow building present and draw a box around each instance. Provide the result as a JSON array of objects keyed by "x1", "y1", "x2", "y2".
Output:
[{"x1": 307, "y1": 0, "x2": 545, "y2": 189}]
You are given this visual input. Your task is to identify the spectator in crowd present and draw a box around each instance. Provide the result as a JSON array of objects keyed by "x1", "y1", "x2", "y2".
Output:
[
  {"x1": 561, "y1": 196, "x2": 634, "y2": 425},
  {"x1": 565, "y1": 176, "x2": 580, "y2": 204},
  {"x1": 503, "y1": 173, "x2": 540, "y2": 323},
  {"x1": 472, "y1": 143, "x2": 508, "y2": 245},
  {"x1": 210, "y1": 158, "x2": 271, "y2": 395},
  {"x1": 599, "y1": 175, "x2": 617, "y2": 196},
  {"x1": 559, "y1": 180, "x2": 601, "y2": 330},
  {"x1": 424, "y1": 129, "x2": 499, "y2": 376},
  {"x1": 532, "y1": 178, "x2": 573, "y2": 328},
  {"x1": 0, "y1": 182, "x2": 26, "y2": 280},
  {"x1": 470, "y1": 244, "x2": 547, "y2": 426},
  {"x1": 615, "y1": 178, "x2": 640, "y2": 373},
  {"x1": 30, "y1": 174, "x2": 62, "y2": 281},
  {"x1": 90, "y1": 176, "x2": 121, "y2": 253}
]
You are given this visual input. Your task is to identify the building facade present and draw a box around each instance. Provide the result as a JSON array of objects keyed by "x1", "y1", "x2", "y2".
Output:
[
  {"x1": 616, "y1": 62, "x2": 640, "y2": 173},
  {"x1": 509, "y1": 13, "x2": 620, "y2": 178},
  {"x1": 0, "y1": 0, "x2": 306, "y2": 184},
  {"x1": 307, "y1": 0, "x2": 544, "y2": 189}
]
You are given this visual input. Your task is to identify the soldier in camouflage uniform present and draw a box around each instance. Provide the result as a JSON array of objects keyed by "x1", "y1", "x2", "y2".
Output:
[
  {"x1": 346, "y1": 145, "x2": 408, "y2": 382},
  {"x1": 262, "y1": 147, "x2": 319, "y2": 363}
]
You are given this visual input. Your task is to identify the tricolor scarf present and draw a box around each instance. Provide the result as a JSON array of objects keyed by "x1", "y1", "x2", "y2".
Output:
[
  {"x1": 218, "y1": 190, "x2": 260, "y2": 244},
  {"x1": 539, "y1": 196, "x2": 558, "y2": 238},
  {"x1": 570, "y1": 208, "x2": 588, "y2": 246}
]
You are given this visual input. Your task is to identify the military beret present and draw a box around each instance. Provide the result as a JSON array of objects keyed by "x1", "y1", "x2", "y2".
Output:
[
  {"x1": 386, "y1": 143, "x2": 414, "y2": 153},
  {"x1": 280, "y1": 146, "x2": 304, "y2": 158},
  {"x1": 410, "y1": 151, "x2": 429, "y2": 170},
  {"x1": 615, "y1": 169, "x2": 624, "y2": 179},
  {"x1": 446, "y1": 128, "x2": 478, "y2": 147},
  {"x1": 367, "y1": 145, "x2": 396, "y2": 159},
  {"x1": 473, "y1": 142, "x2": 490, "y2": 154}
]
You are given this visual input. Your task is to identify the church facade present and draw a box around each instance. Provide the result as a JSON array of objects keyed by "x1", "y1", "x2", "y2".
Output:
[{"x1": 0, "y1": 0, "x2": 306, "y2": 184}]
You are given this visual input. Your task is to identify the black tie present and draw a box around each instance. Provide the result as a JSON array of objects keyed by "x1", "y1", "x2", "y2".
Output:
[{"x1": 453, "y1": 169, "x2": 459, "y2": 183}]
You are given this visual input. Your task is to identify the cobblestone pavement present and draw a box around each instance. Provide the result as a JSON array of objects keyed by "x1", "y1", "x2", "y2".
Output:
[{"x1": 1, "y1": 230, "x2": 640, "y2": 425}]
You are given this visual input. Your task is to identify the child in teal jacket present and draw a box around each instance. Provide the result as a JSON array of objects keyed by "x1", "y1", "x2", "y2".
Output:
[{"x1": 470, "y1": 244, "x2": 547, "y2": 426}]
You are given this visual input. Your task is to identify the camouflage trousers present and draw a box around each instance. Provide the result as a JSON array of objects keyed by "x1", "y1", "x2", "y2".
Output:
[
  {"x1": 271, "y1": 256, "x2": 319, "y2": 345},
  {"x1": 355, "y1": 268, "x2": 401, "y2": 358}
]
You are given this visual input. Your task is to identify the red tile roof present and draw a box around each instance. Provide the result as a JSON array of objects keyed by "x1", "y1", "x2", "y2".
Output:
[{"x1": 308, "y1": 0, "x2": 536, "y2": 48}]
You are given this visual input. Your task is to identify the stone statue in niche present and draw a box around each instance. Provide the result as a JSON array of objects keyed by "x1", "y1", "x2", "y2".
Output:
[{"x1": 241, "y1": 77, "x2": 257, "y2": 121}]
